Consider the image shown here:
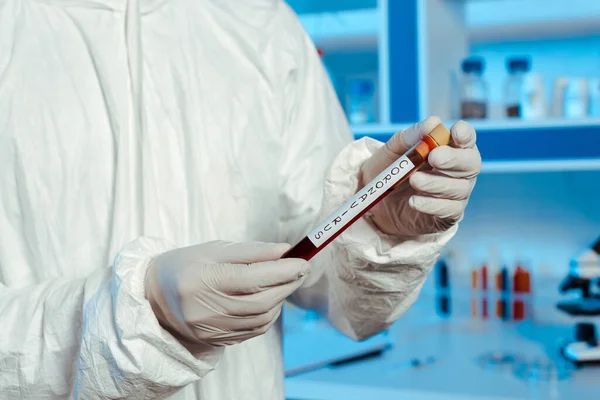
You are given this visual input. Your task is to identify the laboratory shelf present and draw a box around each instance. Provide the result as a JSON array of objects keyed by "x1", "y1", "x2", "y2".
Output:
[
  {"x1": 298, "y1": 8, "x2": 379, "y2": 52},
  {"x1": 465, "y1": 0, "x2": 600, "y2": 43},
  {"x1": 352, "y1": 119, "x2": 600, "y2": 173},
  {"x1": 461, "y1": 118, "x2": 600, "y2": 131},
  {"x1": 298, "y1": 0, "x2": 600, "y2": 51},
  {"x1": 480, "y1": 159, "x2": 600, "y2": 174},
  {"x1": 353, "y1": 118, "x2": 600, "y2": 134}
]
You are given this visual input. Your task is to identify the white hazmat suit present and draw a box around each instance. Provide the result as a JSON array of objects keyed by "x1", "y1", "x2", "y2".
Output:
[{"x1": 0, "y1": 0, "x2": 477, "y2": 398}]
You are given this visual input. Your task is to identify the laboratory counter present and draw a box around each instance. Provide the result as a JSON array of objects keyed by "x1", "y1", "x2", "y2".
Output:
[{"x1": 284, "y1": 304, "x2": 600, "y2": 400}]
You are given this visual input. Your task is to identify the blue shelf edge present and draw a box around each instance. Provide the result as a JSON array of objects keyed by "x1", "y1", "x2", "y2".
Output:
[{"x1": 352, "y1": 120, "x2": 600, "y2": 172}]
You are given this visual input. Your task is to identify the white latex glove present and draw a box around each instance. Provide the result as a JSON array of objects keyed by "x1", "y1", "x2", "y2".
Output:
[
  {"x1": 145, "y1": 241, "x2": 309, "y2": 347},
  {"x1": 360, "y1": 117, "x2": 481, "y2": 237}
]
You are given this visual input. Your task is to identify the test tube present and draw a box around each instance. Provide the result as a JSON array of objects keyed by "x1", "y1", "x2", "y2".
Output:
[
  {"x1": 436, "y1": 258, "x2": 451, "y2": 317},
  {"x1": 495, "y1": 266, "x2": 509, "y2": 320},
  {"x1": 282, "y1": 124, "x2": 452, "y2": 261},
  {"x1": 512, "y1": 265, "x2": 531, "y2": 321},
  {"x1": 481, "y1": 265, "x2": 488, "y2": 319},
  {"x1": 471, "y1": 269, "x2": 478, "y2": 318}
]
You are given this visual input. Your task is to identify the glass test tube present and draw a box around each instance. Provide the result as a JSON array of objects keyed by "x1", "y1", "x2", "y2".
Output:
[{"x1": 282, "y1": 124, "x2": 452, "y2": 261}]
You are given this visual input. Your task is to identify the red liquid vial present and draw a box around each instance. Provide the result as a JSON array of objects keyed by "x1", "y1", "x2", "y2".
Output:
[{"x1": 512, "y1": 265, "x2": 531, "y2": 321}]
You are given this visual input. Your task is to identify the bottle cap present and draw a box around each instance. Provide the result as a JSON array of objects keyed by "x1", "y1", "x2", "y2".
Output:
[
  {"x1": 461, "y1": 58, "x2": 485, "y2": 74},
  {"x1": 507, "y1": 57, "x2": 531, "y2": 73},
  {"x1": 428, "y1": 124, "x2": 451, "y2": 146}
]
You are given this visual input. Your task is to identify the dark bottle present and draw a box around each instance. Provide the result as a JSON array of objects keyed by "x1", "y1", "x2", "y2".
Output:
[
  {"x1": 504, "y1": 57, "x2": 531, "y2": 118},
  {"x1": 460, "y1": 57, "x2": 488, "y2": 119}
]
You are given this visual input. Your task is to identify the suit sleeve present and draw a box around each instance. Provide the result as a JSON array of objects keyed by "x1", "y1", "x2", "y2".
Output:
[{"x1": 0, "y1": 237, "x2": 222, "y2": 399}]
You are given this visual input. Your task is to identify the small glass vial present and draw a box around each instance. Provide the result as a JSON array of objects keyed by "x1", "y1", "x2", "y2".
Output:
[
  {"x1": 551, "y1": 78, "x2": 570, "y2": 118},
  {"x1": 347, "y1": 79, "x2": 376, "y2": 125},
  {"x1": 588, "y1": 78, "x2": 600, "y2": 117},
  {"x1": 460, "y1": 58, "x2": 488, "y2": 119},
  {"x1": 521, "y1": 73, "x2": 546, "y2": 120},
  {"x1": 564, "y1": 79, "x2": 589, "y2": 119},
  {"x1": 504, "y1": 57, "x2": 530, "y2": 118}
]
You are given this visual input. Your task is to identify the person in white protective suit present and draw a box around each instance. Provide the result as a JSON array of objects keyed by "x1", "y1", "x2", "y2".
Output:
[{"x1": 0, "y1": 0, "x2": 482, "y2": 398}]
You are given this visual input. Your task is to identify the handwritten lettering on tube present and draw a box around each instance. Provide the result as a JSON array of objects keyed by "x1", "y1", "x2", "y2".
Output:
[{"x1": 308, "y1": 155, "x2": 415, "y2": 247}]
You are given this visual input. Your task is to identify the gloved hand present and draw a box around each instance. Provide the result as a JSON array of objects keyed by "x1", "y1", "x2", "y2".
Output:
[
  {"x1": 145, "y1": 241, "x2": 308, "y2": 347},
  {"x1": 360, "y1": 116, "x2": 481, "y2": 237}
]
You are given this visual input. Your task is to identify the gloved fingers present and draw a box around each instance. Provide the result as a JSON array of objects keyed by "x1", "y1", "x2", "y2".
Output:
[
  {"x1": 428, "y1": 146, "x2": 481, "y2": 179},
  {"x1": 199, "y1": 241, "x2": 291, "y2": 264},
  {"x1": 229, "y1": 277, "x2": 305, "y2": 316},
  {"x1": 409, "y1": 171, "x2": 474, "y2": 200},
  {"x1": 246, "y1": 308, "x2": 281, "y2": 335},
  {"x1": 209, "y1": 310, "x2": 281, "y2": 344},
  {"x1": 384, "y1": 116, "x2": 442, "y2": 160},
  {"x1": 450, "y1": 120, "x2": 477, "y2": 149},
  {"x1": 222, "y1": 259, "x2": 309, "y2": 295},
  {"x1": 214, "y1": 302, "x2": 283, "y2": 331},
  {"x1": 408, "y1": 195, "x2": 466, "y2": 221}
]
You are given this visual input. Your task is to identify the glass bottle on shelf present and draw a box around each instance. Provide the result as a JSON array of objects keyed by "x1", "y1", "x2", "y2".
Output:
[
  {"x1": 504, "y1": 57, "x2": 530, "y2": 118},
  {"x1": 588, "y1": 78, "x2": 600, "y2": 117},
  {"x1": 552, "y1": 78, "x2": 569, "y2": 118},
  {"x1": 521, "y1": 72, "x2": 546, "y2": 120},
  {"x1": 346, "y1": 78, "x2": 376, "y2": 125},
  {"x1": 564, "y1": 79, "x2": 589, "y2": 119},
  {"x1": 460, "y1": 58, "x2": 488, "y2": 119}
]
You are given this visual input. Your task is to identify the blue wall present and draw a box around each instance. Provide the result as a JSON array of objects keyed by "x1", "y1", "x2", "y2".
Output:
[{"x1": 448, "y1": 170, "x2": 600, "y2": 274}]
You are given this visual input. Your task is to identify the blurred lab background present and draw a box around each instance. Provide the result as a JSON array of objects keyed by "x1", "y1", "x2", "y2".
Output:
[{"x1": 282, "y1": 1, "x2": 600, "y2": 399}]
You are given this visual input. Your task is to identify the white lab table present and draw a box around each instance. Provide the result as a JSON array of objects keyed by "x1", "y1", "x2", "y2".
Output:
[{"x1": 284, "y1": 304, "x2": 600, "y2": 400}]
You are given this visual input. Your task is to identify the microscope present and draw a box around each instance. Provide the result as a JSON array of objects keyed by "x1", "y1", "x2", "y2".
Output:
[{"x1": 558, "y1": 238, "x2": 600, "y2": 365}]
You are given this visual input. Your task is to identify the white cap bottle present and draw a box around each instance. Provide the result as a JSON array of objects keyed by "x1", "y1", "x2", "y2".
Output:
[
  {"x1": 564, "y1": 78, "x2": 589, "y2": 119},
  {"x1": 552, "y1": 78, "x2": 570, "y2": 118},
  {"x1": 589, "y1": 78, "x2": 600, "y2": 117},
  {"x1": 520, "y1": 73, "x2": 546, "y2": 120}
]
